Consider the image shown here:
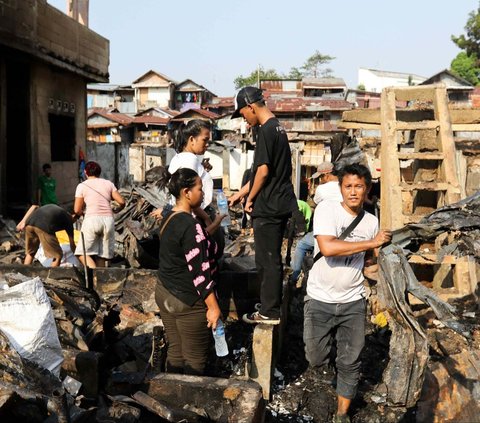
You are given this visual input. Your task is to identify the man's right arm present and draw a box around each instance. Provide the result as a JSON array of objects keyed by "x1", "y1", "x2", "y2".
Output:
[
  {"x1": 228, "y1": 181, "x2": 250, "y2": 206},
  {"x1": 316, "y1": 231, "x2": 391, "y2": 257}
]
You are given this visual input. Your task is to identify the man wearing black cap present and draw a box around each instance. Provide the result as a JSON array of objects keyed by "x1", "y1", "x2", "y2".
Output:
[{"x1": 229, "y1": 86, "x2": 297, "y2": 324}]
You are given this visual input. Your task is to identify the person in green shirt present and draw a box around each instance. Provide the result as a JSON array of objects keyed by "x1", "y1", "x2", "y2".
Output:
[
  {"x1": 37, "y1": 163, "x2": 58, "y2": 205},
  {"x1": 297, "y1": 199, "x2": 312, "y2": 231}
]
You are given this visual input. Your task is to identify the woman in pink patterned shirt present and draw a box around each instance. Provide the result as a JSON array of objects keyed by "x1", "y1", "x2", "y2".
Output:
[{"x1": 156, "y1": 168, "x2": 222, "y2": 375}]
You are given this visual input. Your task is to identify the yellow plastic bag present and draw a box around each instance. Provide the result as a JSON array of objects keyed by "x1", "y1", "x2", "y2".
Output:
[{"x1": 55, "y1": 229, "x2": 81, "y2": 245}]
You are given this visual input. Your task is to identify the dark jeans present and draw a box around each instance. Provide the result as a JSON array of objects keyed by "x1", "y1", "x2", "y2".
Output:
[
  {"x1": 253, "y1": 216, "x2": 289, "y2": 318},
  {"x1": 303, "y1": 297, "x2": 366, "y2": 399},
  {"x1": 155, "y1": 281, "x2": 210, "y2": 375}
]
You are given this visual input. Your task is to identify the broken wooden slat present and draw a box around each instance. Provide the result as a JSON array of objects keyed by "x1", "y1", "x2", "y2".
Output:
[
  {"x1": 397, "y1": 152, "x2": 444, "y2": 160},
  {"x1": 452, "y1": 123, "x2": 480, "y2": 132},
  {"x1": 400, "y1": 182, "x2": 449, "y2": 192},
  {"x1": 133, "y1": 391, "x2": 207, "y2": 422},
  {"x1": 392, "y1": 85, "x2": 437, "y2": 102},
  {"x1": 396, "y1": 120, "x2": 439, "y2": 130}
]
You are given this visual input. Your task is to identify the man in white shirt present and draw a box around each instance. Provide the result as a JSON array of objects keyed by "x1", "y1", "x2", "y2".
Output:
[
  {"x1": 304, "y1": 164, "x2": 391, "y2": 423},
  {"x1": 291, "y1": 162, "x2": 342, "y2": 284}
]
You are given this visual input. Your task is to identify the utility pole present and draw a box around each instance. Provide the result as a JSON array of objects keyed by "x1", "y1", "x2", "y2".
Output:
[{"x1": 67, "y1": 0, "x2": 89, "y2": 27}]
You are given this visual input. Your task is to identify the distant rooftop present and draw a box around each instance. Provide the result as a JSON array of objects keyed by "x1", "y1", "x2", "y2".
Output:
[{"x1": 360, "y1": 68, "x2": 426, "y2": 80}]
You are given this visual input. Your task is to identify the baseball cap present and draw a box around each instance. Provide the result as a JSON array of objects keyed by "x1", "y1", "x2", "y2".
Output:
[
  {"x1": 231, "y1": 86, "x2": 264, "y2": 119},
  {"x1": 311, "y1": 162, "x2": 334, "y2": 179}
]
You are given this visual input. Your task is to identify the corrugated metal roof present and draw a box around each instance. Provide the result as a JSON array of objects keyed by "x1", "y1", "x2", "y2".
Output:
[
  {"x1": 420, "y1": 69, "x2": 473, "y2": 87},
  {"x1": 132, "y1": 116, "x2": 169, "y2": 125},
  {"x1": 135, "y1": 107, "x2": 179, "y2": 118},
  {"x1": 361, "y1": 68, "x2": 426, "y2": 80},
  {"x1": 302, "y1": 77, "x2": 347, "y2": 88},
  {"x1": 87, "y1": 83, "x2": 133, "y2": 92},
  {"x1": 87, "y1": 109, "x2": 134, "y2": 126},
  {"x1": 132, "y1": 70, "x2": 176, "y2": 87},
  {"x1": 175, "y1": 79, "x2": 216, "y2": 96},
  {"x1": 266, "y1": 97, "x2": 352, "y2": 113},
  {"x1": 171, "y1": 108, "x2": 220, "y2": 121},
  {"x1": 204, "y1": 97, "x2": 235, "y2": 108}
]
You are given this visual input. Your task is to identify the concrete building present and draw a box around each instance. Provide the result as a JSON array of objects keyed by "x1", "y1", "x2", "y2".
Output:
[
  {"x1": 358, "y1": 68, "x2": 426, "y2": 93},
  {"x1": 0, "y1": 0, "x2": 109, "y2": 216}
]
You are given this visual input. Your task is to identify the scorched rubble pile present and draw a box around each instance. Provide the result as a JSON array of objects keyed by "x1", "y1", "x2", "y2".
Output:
[{"x1": 0, "y1": 174, "x2": 479, "y2": 422}]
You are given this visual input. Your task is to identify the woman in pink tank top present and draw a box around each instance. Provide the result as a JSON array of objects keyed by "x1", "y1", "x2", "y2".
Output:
[{"x1": 73, "y1": 161, "x2": 125, "y2": 268}]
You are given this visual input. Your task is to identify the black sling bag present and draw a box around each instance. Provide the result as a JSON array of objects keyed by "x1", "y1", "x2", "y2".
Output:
[{"x1": 313, "y1": 209, "x2": 365, "y2": 264}]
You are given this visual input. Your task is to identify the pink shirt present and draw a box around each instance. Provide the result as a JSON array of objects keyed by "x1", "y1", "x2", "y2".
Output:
[{"x1": 75, "y1": 178, "x2": 117, "y2": 217}]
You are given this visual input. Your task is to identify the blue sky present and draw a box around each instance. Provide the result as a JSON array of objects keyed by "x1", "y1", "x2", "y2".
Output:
[{"x1": 48, "y1": 0, "x2": 478, "y2": 96}]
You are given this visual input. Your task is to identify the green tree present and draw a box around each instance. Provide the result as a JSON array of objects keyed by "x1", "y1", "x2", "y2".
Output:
[
  {"x1": 301, "y1": 50, "x2": 335, "y2": 78},
  {"x1": 451, "y1": 5, "x2": 480, "y2": 85},
  {"x1": 451, "y1": 51, "x2": 480, "y2": 85},
  {"x1": 452, "y1": 5, "x2": 480, "y2": 58},
  {"x1": 288, "y1": 66, "x2": 303, "y2": 79},
  {"x1": 357, "y1": 83, "x2": 366, "y2": 91},
  {"x1": 233, "y1": 67, "x2": 282, "y2": 89}
]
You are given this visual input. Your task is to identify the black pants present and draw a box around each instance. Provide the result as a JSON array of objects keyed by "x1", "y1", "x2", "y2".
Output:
[{"x1": 253, "y1": 216, "x2": 289, "y2": 318}]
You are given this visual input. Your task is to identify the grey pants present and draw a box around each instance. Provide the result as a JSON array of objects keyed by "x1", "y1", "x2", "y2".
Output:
[
  {"x1": 303, "y1": 297, "x2": 366, "y2": 399},
  {"x1": 155, "y1": 281, "x2": 210, "y2": 375}
]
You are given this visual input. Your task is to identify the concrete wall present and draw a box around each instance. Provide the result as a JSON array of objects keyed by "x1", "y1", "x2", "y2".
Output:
[
  {"x1": 86, "y1": 132, "x2": 131, "y2": 189},
  {"x1": 32, "y1": 61, "x2": 87, "y2": 205},
  {"x1": 0, "y1": 0, "x2": 109, "y2": 82}
]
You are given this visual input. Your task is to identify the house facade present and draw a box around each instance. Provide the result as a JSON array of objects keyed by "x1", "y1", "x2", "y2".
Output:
[
  {"x1": 0, "y1": 0, "x2": 109, "y2": 215},
  {"x1": 87, "y1": 83, "x2": 136, "y2": 114},
  {"x1": 132, "y1": 70, "x2": 176, "y2": 111},
  {"x1": 174, "y1": 79, "x2": 215, "y2": 112}
]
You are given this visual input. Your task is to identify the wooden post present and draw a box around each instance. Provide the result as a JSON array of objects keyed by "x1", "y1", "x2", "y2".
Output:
[
  {"x1": 222, "y1": 148, "x2": 230, "y2": 189},
  {"x1": 380, "y1": 88, "x2": 401, "y2": 230},
  {"x1": 0, "y1": 59, "x2": 7, "y2": 215},
  {"x1": 433, "y1": 86, "x2": 461, "y2": 205}
]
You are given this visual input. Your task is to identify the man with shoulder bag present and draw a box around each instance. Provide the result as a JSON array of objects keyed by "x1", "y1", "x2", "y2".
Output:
[{"x1": 303, "y1": 164, "x2": 391, "y2": 423}]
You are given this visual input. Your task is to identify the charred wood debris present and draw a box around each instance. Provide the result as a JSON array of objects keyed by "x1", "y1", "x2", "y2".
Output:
[{"x1": 0, "y1": 165, "x2": 479, "y2": 422}]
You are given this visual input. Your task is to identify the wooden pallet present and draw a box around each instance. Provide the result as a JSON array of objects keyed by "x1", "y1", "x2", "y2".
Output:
[
  {"x1": 380, "y1": 85, "x2": 462, "y2": 231},
  {"x1": 408, "y1": 253, "x2": 479, "y2": 303}
]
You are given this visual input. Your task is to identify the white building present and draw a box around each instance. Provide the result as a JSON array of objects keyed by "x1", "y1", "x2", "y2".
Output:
[{"x1": 358, "y1": 68, "x2": 426, "y2": 93}]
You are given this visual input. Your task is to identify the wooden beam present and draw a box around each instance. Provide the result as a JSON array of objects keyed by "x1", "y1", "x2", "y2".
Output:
[
  {"x1": 450, "y1": 109, "x2": 480, "y2": 124},
  {"x1": 342, "y1": 109, "x2": 380, "y2": 124},
  {"x1": 408, "y1": 254, "x2": 458, "y2": 265},
  {"x1": 400, "y1": 182, "x2": 449, "y2": 191},
  {"x1": 396, "y1": 120, "x2": 440, "y2": 130},
  {"x1": 452, "y1": 124, "x2": 480, "y2": 132},
  {"x1": 337, "y1": 122, "x2": 381, "y2": 130},
  {"x1": 397, "y1": 152, "x2": 444, "y2": 160},
  {"x1": 392, "y1": 85, "x2": 437, "y2": 102}
]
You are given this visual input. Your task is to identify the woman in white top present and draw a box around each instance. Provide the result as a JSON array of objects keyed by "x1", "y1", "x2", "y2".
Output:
[{"x1": 166, "y1": 120, "x2": 224, "y2": 234}]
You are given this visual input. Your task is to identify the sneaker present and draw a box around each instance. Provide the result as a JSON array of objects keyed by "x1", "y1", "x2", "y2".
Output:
[
  {"x1": 333, "y1": 414, "x2": 350, "y2": 423},
  {"x1": 242, "y1": 311, "x2": 280, "y2": 325}
]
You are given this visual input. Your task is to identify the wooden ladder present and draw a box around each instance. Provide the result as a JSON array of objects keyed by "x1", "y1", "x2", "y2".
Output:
[{"x1": 380, "y1": 84, "x2": 462, "y2": 231}]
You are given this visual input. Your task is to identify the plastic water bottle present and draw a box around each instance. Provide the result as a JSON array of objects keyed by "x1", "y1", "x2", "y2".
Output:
[
  {"x1": 212, "y1": 319, "x2": 229, "y2": 357},
  {"x1": 216, "y1": 190, "x2": 231, "y2": 227}
]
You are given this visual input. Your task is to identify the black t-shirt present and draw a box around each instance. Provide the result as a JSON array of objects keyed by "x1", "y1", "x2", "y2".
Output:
[
  {"x1": 26, "y1": 204, "x2": 74, "y2": 236},
  {"x1": 250, "y1": 118, "x2": 297, "y2": 218},
  {"x1": 157, "y1": 212, "x2": 217, "y2": 307}
]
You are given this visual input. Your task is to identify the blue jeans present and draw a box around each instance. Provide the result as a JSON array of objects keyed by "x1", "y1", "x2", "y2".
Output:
[
  {"x1": 303, "y1": 297, "x2": 366, "y2": 399},
  {"x1": 292, "y1": 231, "x2": 315, "y2": 282}
]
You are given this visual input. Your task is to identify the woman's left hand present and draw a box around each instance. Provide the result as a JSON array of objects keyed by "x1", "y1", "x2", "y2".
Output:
[{"x1": 206, "y1": 306, "x2": 221, "y2": 330}]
